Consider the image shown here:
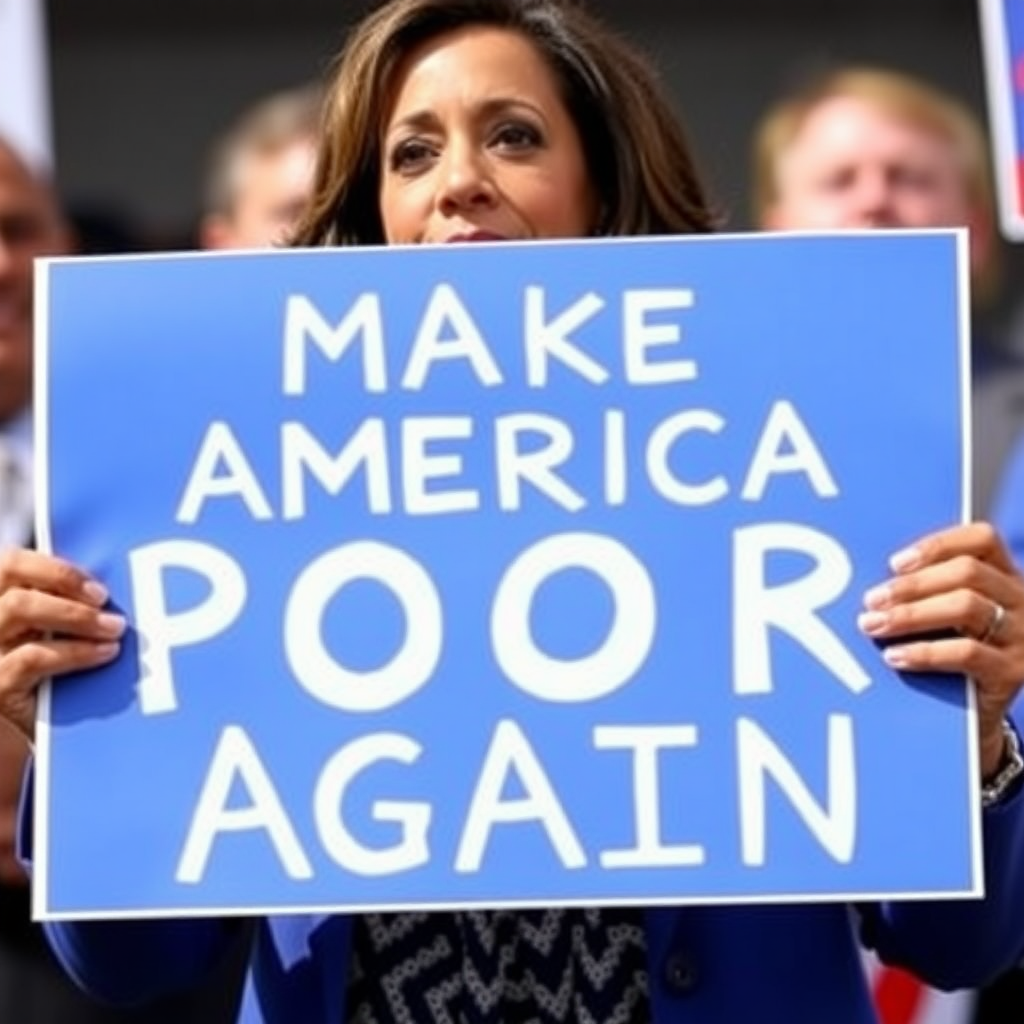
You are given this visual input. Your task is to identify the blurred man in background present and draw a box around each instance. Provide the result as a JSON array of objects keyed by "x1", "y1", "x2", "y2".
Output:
[
  {"x1": 198, "y1": 82, "x2": 320, "y2": 250},
  {"x1": 0, "y1": 145, "x2": 68, "y2": 930}
]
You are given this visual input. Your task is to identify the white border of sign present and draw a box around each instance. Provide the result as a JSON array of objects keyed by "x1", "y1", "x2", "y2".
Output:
[{"x1": 31, "y1": 229, "x2": 979, "y2": 921}]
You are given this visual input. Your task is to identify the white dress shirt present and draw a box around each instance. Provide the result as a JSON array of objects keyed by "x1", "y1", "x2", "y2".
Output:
[{"x1": 0, "y1": 407, "x2": 33, "y2": 548}]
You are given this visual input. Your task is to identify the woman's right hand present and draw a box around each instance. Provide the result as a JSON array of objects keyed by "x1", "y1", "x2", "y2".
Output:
[{"x1": 0, "y1": 549, "x2": 125, "y2": 741}]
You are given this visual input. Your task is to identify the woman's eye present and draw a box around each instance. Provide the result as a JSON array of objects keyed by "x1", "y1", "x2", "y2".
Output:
[
  {"x1": 390, "y1": 139, "x2": 434, "y2": 173},
  {"x1": 493, "y1": 122, "x2": 542, "y2": 150}
]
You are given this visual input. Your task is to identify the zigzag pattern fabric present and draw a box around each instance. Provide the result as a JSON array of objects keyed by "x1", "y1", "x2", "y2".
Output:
[{"x1": 347, "y1": 907, "x2": 650, "y2": 1024}]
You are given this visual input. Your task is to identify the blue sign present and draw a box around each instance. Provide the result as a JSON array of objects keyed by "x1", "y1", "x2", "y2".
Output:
[{"x1": 35, "y1": 231, "x2": 974, "y2": 920}]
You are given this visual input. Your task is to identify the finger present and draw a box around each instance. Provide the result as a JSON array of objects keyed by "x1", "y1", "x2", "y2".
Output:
[
  {"x1": 0, "y1": 549, "x2": 109, "y2": 607},
  {"x1": 876, "y1": 633, "x2": 1010, "y2": 686},
  {"x1": 858, "y1": 588, "x2": 1005, "y2": 643},
  {"x1": 0, "y1": 588, "x2": 127, "y2": 645},
  {"x1": 0, "y1": 637, "x2": 121, "y2": 739},
  {"x1": 877, "y1": 635, "x2": 1020, "y2": 749},
  {"x1": 1, "y1": 636, "x2": 122, "y2": 682},
  {"x1": 891, "y1": 522, "x2": 1015, "y2": 577},
  {"x1": 864, "y1": 555, "x2": 1022, "y2": 616}
]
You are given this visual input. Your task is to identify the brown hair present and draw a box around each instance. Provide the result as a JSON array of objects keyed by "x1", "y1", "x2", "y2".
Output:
[{"x1": 291, "y1": 0, "x2": 716, "y2": 246}]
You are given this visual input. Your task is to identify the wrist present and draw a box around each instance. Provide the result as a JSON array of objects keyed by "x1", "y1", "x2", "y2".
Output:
[
  {"x1": 982, "y1": 720, "x2": 1024, "y2": 808},
  {"x1": 981, "y1": 723, "x2": 1010, "y2": 781}
]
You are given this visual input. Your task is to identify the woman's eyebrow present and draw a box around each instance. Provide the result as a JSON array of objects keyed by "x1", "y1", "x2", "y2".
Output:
[{"x1": 386, "y1": 96, "x2": 544, "y2": 136}]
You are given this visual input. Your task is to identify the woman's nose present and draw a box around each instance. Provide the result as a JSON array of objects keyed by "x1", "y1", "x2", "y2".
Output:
[{"x1": 436, "y1": 144, "x2": 496, "y2": 215}]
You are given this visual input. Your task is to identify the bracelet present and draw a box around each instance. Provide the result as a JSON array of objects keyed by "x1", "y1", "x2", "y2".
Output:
[{"x1": 982, "y1": 720, "x2": 1024, "y2": 808}]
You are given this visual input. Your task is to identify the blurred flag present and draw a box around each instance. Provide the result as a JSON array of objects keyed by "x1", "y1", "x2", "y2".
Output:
[
  {"x1": 865, "y1": 952, "x2": 976, "y2": 1024},
  {"x1": 0, "y1": 0, "x2": 52, "y2": 169},
  {"x1": 979, "y1": 0, "x2": 1024, "y2": 239}
]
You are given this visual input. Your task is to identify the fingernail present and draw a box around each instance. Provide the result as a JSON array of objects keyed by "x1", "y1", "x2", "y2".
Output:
[
  {"x1": 858, "y1": 610, "x2": 890, "y2": 635},
  {"x1": 82, "y1": 580, "x2": 109, "y2": 605},
  {"x1": 890, "y1": 546, "x2": 922, "y2": 573},
  {"x1": 97, "y1": 612, "x2": 127, "y2": 638},
  {"x1": 883, "y1": 645, "x2": 909, "y2": 668},
  {"x1": 92, "y1": 642, "x2": 120, "y2": 661},
  {"x1": 864, "y1": 584, "x2": 892, "y2": 610}
]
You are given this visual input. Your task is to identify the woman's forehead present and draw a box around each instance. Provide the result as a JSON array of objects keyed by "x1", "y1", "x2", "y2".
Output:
[{"x1": 383, "y1": 25, "x2": 559, "y2": 116}]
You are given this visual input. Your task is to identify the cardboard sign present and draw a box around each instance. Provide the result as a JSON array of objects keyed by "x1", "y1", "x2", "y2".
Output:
[{"x1": 34, "y1": 230, "x2": 975, "y2": 920}]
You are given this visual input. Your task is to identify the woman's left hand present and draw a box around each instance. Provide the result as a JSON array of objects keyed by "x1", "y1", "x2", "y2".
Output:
[{"x1": 857, "y1": 521, "x2": 1024, "y2": 779}]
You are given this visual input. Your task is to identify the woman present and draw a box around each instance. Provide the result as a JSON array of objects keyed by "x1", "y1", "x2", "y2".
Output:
[{"x1": 3, "y1": 1, "x2": 1024, "y2": 1022}]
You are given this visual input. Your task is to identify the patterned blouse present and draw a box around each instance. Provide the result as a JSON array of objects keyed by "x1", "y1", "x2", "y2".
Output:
[{"x1": 347, "y1": 907, "x2": 650, "y2": 1023}]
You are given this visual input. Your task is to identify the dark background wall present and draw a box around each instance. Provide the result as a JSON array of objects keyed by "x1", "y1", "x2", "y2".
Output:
[{"x1": 47, "y1": 0, "x2": 1013, "y2": 299}]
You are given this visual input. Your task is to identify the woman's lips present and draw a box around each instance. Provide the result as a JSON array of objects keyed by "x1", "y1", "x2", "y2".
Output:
[{"x1": 444, "y1": 230, "x2": 511, "y2": 243}]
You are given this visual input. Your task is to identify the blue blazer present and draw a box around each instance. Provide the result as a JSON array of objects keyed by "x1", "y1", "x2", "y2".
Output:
[{"x1": 25, "y1": 770, "x2": 1024, "y2": 1024}]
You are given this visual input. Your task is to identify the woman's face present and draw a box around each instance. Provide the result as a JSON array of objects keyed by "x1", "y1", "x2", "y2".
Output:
[{"x1": 379, "y1": 25, "x2": 598, "y2": 245}]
